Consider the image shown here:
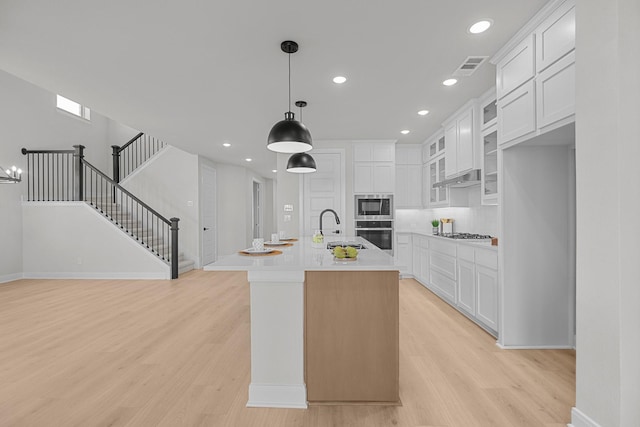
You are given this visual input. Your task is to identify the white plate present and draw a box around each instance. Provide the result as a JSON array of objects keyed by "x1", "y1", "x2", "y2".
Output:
[
  {"x1": 244, "y1": 247, "x2": 274, "y2": 254},
  {"x1": 264, "y1": 241, "x2": 287, "y2": 246}
]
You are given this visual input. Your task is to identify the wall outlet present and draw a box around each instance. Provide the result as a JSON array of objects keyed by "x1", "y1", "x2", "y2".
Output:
[
  {"x1": 284, "y1": 214, "x2": 291, "y2": 222},
  {"x1": 284, "y1": 204, "x2": 294, "y2": 212}
]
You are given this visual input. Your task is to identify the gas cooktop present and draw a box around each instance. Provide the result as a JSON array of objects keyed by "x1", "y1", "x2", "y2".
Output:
[{"x1": 440, "y1": 233, "x2": 492, "y2": 240}]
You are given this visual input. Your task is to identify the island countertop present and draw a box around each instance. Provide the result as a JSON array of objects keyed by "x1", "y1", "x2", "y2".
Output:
[{"x1": 203, "y1": 236, "x2": 398, "y2": 271}]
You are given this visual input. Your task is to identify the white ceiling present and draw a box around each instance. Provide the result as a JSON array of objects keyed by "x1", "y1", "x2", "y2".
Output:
[{"x1": 0, "y1": 0, "x2": 547, "y2": 177}]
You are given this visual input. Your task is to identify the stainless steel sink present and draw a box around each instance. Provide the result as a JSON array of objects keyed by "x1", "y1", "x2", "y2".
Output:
[{"x1": 326, "y1": 241, "x2": 366, "y2": 250}]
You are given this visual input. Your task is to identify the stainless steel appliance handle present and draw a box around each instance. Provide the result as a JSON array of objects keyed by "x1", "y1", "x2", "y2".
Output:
[{"x1": 355, "y1": 228, "x2": 394, "y2": 231}]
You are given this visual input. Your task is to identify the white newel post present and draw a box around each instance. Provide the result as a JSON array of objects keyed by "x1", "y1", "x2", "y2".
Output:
[{"x1": 246, "y1": 270, "x2": 307, "y2": 409}]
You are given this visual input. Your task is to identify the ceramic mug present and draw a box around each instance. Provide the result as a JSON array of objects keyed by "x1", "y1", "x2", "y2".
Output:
[
  {"x1": 279, "y1": 230, "x2": 287, "y2": 239},
  {"x1": 252, "y1": 238, "x2": 264, "y2": 251},
  {"x1": 271, "y1": 233, "x2": 279, "y2": 243}
]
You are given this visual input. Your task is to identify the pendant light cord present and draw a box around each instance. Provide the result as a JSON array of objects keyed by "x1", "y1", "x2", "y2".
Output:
[{"x1": 288, "y1": 52, "x2": 291, "y2": 113}]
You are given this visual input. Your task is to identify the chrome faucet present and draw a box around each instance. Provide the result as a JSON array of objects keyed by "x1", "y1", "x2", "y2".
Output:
[{"x1": 319, "y1": 209, "x2": 341, "y2": 235}]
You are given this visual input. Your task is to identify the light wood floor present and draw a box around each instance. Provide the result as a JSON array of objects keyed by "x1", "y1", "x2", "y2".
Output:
[{"x1": 0, "y1": 270, "x2": 575, "y2": 427}]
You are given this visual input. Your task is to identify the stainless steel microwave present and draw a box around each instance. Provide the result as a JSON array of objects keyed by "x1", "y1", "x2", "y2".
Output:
[{"x1": 355, "y1": 195, "x2": 393, "y2": 220}]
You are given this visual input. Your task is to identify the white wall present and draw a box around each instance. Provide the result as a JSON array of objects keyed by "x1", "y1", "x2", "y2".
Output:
[
  {"x1": 395, "y1": 186, "x2": 498, "y2": 236},
  {"x1": 22, "y1": 203, "x2": 169, "y2": 278},
  {"x1": 0, "y1": 70, "x2": 113, "y2": 281},
  {"x1": 574, "y1": 0, "x2": 640, "y2": 425},
  {"x1": 121, "y1": 145, "x2": 200, "y2": 266}
]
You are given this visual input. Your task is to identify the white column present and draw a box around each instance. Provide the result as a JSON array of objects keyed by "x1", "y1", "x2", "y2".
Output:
[{"x1": 246, "y1": 270, "x2": 307, "y2": 408}]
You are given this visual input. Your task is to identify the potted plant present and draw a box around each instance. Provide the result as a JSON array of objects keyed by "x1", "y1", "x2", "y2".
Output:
[{"x1": 431, "y1": 219, "x2": 440, "y2": 235}]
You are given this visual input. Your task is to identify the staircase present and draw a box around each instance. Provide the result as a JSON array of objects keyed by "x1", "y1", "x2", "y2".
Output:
[
  {"x1": 88, "y1": 196, "x2": 195, "y2": 275},
  {"x1": 21, "y1": 133, "x2": 196, "y2": 278}
]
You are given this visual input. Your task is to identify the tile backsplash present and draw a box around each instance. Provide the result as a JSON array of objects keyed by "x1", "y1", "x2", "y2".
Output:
[{"x1": 395, "y1": 187, "x2": 498, "y2": 236}]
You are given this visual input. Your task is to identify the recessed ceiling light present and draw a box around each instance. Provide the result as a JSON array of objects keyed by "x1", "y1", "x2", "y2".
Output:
[
  {"x1": 443, "y1": 78, "x2": 458, "y2": 86},
  {"x1": 245, "y1": 158, "x2": 252, "y2": 162},
  {"x1": 401, "y1": 130, "x2": 410, "y2": 135},
  {"x1": 272, "y1": 169, "x2": 277, "y2": 173},
  {"x1": 418, "y1": 110, "x2": 429, "y2": 116},
  {"x1": 469, "y1": 20, "x2": 492, "y2": 34},
  {"x1": 223, "y1": 142, "x2": 231, "y2": 147},
  {"x1": 333, "y1": 76, "x2": 347, "y2": 84}
]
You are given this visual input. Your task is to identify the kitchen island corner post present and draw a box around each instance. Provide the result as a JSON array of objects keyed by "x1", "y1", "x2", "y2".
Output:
[{"x1": 246, "y1": 270, "x2": 308, "y2": 409}]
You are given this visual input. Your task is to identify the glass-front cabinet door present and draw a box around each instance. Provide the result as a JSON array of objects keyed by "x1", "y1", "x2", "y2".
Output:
[
  {"x1": 428, "y1": 155, "x2": 448, "y2": 207},
  {"x1": 482, "y1": 126, "x2": 498, "y2": 205}
]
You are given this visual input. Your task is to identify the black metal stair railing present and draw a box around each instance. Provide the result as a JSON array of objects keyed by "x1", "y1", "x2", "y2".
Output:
[
  {"x1": 21, "y1": 144, "x2": 179, "y2": 279},
  {"x1": 111, "y1": 132, "x2": 166, "y2": 184}
]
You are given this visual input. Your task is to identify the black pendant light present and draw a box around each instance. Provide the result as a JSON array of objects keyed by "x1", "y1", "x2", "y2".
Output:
[
  {"x1": 286, "y1": 152, "x2": 317, "y2": 173},
  {"x1": 267, "y1": 41, "x2": 313, "y2": 154},
  {"x1": 287, "y1": 100, "x2": 316, "y2": 173}
]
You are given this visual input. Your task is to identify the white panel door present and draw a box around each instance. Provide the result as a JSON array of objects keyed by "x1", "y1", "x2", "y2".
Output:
[
  {"x1": 303, "y1": 152, "x2": 344, "y2": 237},
  {"x1": 201, "y1": 164, "x2": 217, "y2": 265}
]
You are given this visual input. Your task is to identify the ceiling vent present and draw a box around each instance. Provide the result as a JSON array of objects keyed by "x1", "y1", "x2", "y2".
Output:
[{"x1": 452, "y1": 56, "x2": 488, "y2": 77}]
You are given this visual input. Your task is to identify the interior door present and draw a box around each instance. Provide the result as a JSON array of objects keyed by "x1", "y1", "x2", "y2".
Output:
[
  {"x1": 201, "y1": 164, "x2": 217, "y2": 265},
  {"x1": 252, "y1": 181, "x2": 261, "y2": 238},
  {"x1": 303, "y1": 151, "x2": 344, "y2": 237}
]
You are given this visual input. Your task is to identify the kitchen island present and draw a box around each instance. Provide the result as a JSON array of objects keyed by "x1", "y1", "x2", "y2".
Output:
[{"x1": 203, "y1": 237, "x2": 399, "y2": 408}]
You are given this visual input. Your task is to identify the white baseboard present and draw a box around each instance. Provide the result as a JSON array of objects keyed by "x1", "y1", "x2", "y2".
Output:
[
  {"x1": 496, "y1": 342, "x2": 575, "y2": 350},
  {"x1": 22, "y1": 272, "x2": 170, "y2": 280},
  {"x1": 569, "y1": 407, "x2": 602, "y2": 427},
  {"x1": 0, "y1": 273, "x2": 23, "y2": 284},
  {"x1": 247, "y1": 383, "x2": 307, "y2": 409}
]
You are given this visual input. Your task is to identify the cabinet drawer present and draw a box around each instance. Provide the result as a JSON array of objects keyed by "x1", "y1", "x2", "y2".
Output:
[
  {"x1": 535, "y1": 0, "x2": 575, "y2": 73},
  {"x1": 498, "y1": 80, "x2": 536, "y2": 145},
  {"x1": 536, "y1": 51, "x2": 575, "y2": 129},
  {"x1": 430, "y1": 239, "x2": 456, "y2": 257},
  {"x1": 457, "y1": 245, "x2": 475, "y2": 262},
  {"x1": 430, "y1": 269, "x2": 456, "y2": 302},
  {"x1": 496, "y1": 34, "x2": 535, "y2": 99},
  {"x1": 429, "y1": 252, "x2": 456, "y2": 280},
  {"x1": 476, "y1": 249, "x2": 498, "y2": 270}
]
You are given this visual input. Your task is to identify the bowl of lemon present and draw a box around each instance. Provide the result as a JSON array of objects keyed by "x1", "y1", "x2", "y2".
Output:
[{"x1": 332, "y1": 245, "x2": 358, "y2": 261}]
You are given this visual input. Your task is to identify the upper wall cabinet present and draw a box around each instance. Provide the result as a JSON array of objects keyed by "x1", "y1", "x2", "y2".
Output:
[
  {"x1": 496, "y1": 35, "x2": 535, "y2": 100},
  {"x1": 535, "y1": 0, "x2": 576, "y2": 73},
  {"x1": 395, "y1": 145, "x2": 422, "y2": 208},
  {"x1": 353, "y1": 142, "x2": 396, "y2": 194},
  {"x1": 443, "y1": 102, "x2": 479, "y2": 178},
  {"x1": 493, "y1": 0, "x2": 575, "y2": 147}
]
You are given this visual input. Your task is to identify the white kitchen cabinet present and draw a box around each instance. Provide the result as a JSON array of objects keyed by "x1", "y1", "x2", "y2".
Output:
[
  {"x1": 457, "y1": 258, "x2": 476, "y2": 316},
  {"x1": 480, "y1": 89, "x2": 498, "y2": 130},
  {"x1": 411, "y1": 235, "x2": 429, "y2": 284},
  {"x1": 427, "y1": 155, "x2": 448, "y2": 207},
  {"x1": 354, "y1": 162, "x2": 395, "y2": 194},
  {"x1": 444, "y1": 104, "x2": 477, "y2": 178},
  {"x1": 536, "y1": 51, "x2": 575, "y2": 130},
  {"x1": 535, "y1": 0, "x2": 575, "y2": 73},
  {"x1": 497, "y1": 80, "x2": 536, "y2": 145},
  {"x1": 476, "y1": 265, "x2": 498, "y2": 332},
  {"x1": 395, "y1": 145, "x2": 423, "y2": 208},
  {"x1": 425, "y1": 132, "x2": 445, "y2": 162},
  {"x1": 353, "y1": 142, "x2": 396, "y2": 194},
  {"x1": 493, "y1": 0, "x2": 575, "y2": 148},
  {"x1": 429, "y1": 239, "x2": 457, "y2": 304},
  {"x1": 481, "y1": 125, "x2": 498, "y2": 205},
  {"x1": 496, "y1": 34, "x2": 535, "y2": 100},
  {"x1": 395, "y1": 233, "x2": 412, "y2": 277},
  {"x1": 395, "y1": 164, "x2": 422, "y2": 208}
]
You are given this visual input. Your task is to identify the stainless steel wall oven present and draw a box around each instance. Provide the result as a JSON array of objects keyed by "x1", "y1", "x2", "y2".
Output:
[{"x1": 355, "y1": 220, "x2": 393, "y2": 255}]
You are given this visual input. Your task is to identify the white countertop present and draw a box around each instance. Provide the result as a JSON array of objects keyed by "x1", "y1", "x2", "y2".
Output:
[
  {"x1": 203, "y1": 236, "x2": 399, "y2": 271},
  {"x1": 396, "y1": 230, "x2": 498, "y2": 251}
]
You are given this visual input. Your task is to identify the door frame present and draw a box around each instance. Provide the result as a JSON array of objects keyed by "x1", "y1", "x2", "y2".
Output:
[
  {"x1": 199, "y1": 163, "x2": 217, "y2": 267},
  {"x1": 300, "y1": 148, "x2": 346, "y2": 237}
]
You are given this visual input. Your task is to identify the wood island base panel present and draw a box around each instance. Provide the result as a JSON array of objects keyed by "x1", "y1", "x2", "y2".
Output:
[{"x1": 305, "y1": 271, "x2": 400, "y2": 404}]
